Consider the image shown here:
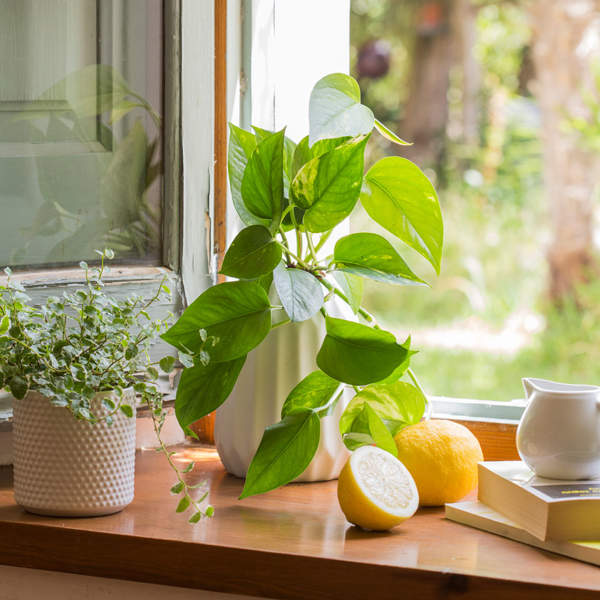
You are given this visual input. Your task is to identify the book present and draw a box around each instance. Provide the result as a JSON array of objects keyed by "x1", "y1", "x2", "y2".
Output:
[
  {"x1": 478, "y1": 461, "x2": 600, "y2": 541},
  {"x1": 446, "y1": 500, "x2": 600, "y2": 567}
]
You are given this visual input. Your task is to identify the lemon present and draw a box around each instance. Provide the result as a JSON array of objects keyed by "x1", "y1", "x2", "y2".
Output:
[
  {"x1": 394, "y1": 419, "x2": 483, "y2": 506},
  {"x1": 337, "y1": 445, "x2": 419, "y2": 531}
]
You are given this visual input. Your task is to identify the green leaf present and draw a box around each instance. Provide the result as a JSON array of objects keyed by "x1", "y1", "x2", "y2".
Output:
[
  {"x1": 181, "y1": 461, "x2": 195, "y2": 473},
  {"x1": 310, "y1": 136, "x2": 352, "y2": 158},
  {"x1": 340, "y1": 381, "x2": 426, "y2": 438},
  {"x1": 0, "y1": 315, "x2": 9, "y2": 335},
  {"x1": 102, "y1": 398, "x2": 116, "y2": 411},
  {"x1": 9, "y1": 375, "x2": 28, "y2": 400},
  {"x1": 283, "y1": 137, "x2": 297, "y2": 193},
  {"x1": 273, "y1": 264, "x2": 323, "y2": 322},
  {"x1": 188, "y1": 481, "x2": 207, "y2": 489},
  {"x1": 341, "y1": 432, "x2": 375, "y2": 451},
  {"x1": 189, "y1": 511, "x2": 203, "y2": 523},
  {"x1": 257, "y1": 272, "x2": 273, "y2": 294},
  {"x1": 361, "y1": 157, "x2": 443, "y2": 274},
  {"x1": 252, "y1": 125, "x2": 273, "y2": 143},
  {"x1": 228, "y1": 124, "x2": 266, "y2": 227},
  {"x1": 220, "y1": 225, "x2": 282, "y2": 279},
  {"x1": 333, "y1": 233, "x2": 426, "y2": 286},
  {"x1": 376, "y1": 337, "x2": 416, "y2": 384},
  {"x1": 161, "y1": 281, "x2": 271, "y2": 361},
  {"x1": 333, "y1": 271, "x2": 363, "y2": 314},
  {"x1": 240, "y1": 410, "x2": 320, "y2": 498},
  {"x1": 119, "y1": 404, "x2": 134, "y2": 418},
  {"x1": 241, "y1": 129, "x2": 285, "y2": 229},
  {"x1": 374, "y1": 118, "x2": 411, "y2": 145},
  {"x1": 175, "y1": 356, "x2": 246, "y2": 431},
  {"x1": 308, "y1": 73, "x2": 374, "y2": 145},
  {"x1": 159, "y1": 355, "x2": 176, "y2": 373},
  {"x1": 170, "y1": 481, "x2": 185, "y2": 494},
  {"x1": 176, "y1": 495, "x2": 191, "y2": 513},
  {"x1": 291, "y1": 135, "x2": 368, "y2": 233},
  {"x1": 316, "y1": 317, "x2": 408, "y2": 385},
  {"x1": 178, "y1": 351, "x2": 194, "y2": 369},
  {"x1": 252, "y1": 126, "x2": 296, "y2": 196},
  {"x1": 78, "y1": 407, "x2": 91, "y2": 420},
  {"x1": 280, "y1": 202, "x2": 306, "y2": 232},
  {"x1": 281, "y1": 370, "x2": 342, "y2": 417},
  {"x1": 291, "y1": 135, "x2": 311, "y2": 181},
  {"x1": 342, "y1": 403, "x2": 398, "y2": 456}
]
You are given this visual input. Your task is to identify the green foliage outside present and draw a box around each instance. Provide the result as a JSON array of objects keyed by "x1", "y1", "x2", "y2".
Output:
[{"x1": 351, "y1": 1, "x2": 600, "y2": 401}]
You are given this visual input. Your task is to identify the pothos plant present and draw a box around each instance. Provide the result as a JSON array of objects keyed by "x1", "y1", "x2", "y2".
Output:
[
  {"x1": 162, "y1": 73, "x2": 444, "y2": 498},
  {"x1": 0, "y1": 250, "x2": 214, "y2": 521}
]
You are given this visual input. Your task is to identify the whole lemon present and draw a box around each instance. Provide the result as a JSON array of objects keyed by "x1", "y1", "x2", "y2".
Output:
[{"x1": 394, "y1": 419, "x2": 483, "y2": 506}]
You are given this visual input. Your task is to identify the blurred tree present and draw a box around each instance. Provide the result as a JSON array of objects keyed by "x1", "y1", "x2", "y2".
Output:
[
  {"x1": 401, "y1": 0, "x2": 457, "y2": 167},
  {"x1": 529, "y1": 0, "x2": 600, "y2": 301}
]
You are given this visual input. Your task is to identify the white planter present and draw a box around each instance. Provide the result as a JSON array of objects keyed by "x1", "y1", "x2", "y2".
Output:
[
  {"x1": 214, "y1": 296, "x2": 353, "y2": 482},
  {"x1": 12, "y1": 389, "x2": 136, "y2": 517}
]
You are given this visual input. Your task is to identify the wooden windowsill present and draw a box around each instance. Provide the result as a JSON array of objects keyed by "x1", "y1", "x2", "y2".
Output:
[{"x1": 0, "y1": 445, "x2": 598, "y2": 599}]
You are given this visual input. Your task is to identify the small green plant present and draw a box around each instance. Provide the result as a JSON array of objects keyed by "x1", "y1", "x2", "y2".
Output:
[
  {"x1": 0, "y1": 249, "x2": 213, "y2": 522},
  {"x1": 162, "y1": 73, "x2": 444, "y2": 498}
]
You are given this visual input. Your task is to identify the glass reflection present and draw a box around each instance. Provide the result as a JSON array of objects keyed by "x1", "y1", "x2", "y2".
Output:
[{"x1": 0, "y1": 0, "x2": 163, "y2": 267}]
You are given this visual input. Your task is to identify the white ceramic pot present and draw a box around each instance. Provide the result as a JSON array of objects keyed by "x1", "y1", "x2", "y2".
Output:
[
  {"x1": 214, "y1": 295, "x2": 354, "y2": 482},
  {"x1": 13, "y1": 388, "x2": 136, "y2": 516}
]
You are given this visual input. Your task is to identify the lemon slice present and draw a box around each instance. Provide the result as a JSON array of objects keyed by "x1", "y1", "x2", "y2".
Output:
[{"x1": 337, "y1": 445, "x2": 419, "y2": 531}]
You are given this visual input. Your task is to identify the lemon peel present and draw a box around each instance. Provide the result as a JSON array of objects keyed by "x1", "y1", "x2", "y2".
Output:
[{"x1": 337, "y1": 445, "x2": 419, "y2": 531}]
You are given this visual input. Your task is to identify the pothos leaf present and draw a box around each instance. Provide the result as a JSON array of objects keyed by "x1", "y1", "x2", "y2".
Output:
[
  {"x1": 341, "y1": 403, "x2": 398, "y2": 456},
  {"x1": 273, "y1": 264, "x2": 323, "y2": 322},
  {"x1": 240, "y1": 409, "x2": 320, "y2": 499}
]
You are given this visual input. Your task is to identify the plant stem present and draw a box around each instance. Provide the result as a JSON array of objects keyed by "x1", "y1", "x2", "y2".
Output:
[
  {"x1": 276, "y1": 242, "x2": 310, "y2": 269},
  {"x1": 148, "y1": 398, "x2": 212, "y2": 519},
  {"x1": 271, "y1": 318, "x2": 290, "y2": 329},
  {"x1": 296, "y1": 229, "x2": 303, "y2": 260},
  {"x1": 407, "y1": 367, "x2": 424, "y2": 394},
  {"x1": 277, "y1": 229, "x2": 292, "y2": 263},
  {"x1": 314, "y1": 230, "x2": 333, "y2": 254},
  {"x1": 305, "y1": 232, "x2": 318, "y2": 263},
  {"x1": 407, "y1": 367, "x2": 430, "y2": 418},
  {"x1": 317, "y1": 277, "x2": 380, "y2": 328},
  {"x1": 280, "y1": 204, "x2": 293, "y2": 222}
]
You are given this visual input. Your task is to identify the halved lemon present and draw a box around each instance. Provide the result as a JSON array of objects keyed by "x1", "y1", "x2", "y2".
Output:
[{"x1": 337, "y1": 445, "x2": 419, "y2": 531}]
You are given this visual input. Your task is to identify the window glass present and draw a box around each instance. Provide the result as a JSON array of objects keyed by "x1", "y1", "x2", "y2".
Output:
[
  {"x1": 0, "y1": 0, "x2": 163, "y2": 267},
  {"x1": 351, "y1": 1, "x2": 600, "y2": 401}
]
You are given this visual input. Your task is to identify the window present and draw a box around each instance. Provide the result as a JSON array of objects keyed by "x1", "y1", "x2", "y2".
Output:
[
  {"x1": 350, "y1": 0, "x2": 600, "y2": 412},
  {"x1": 0, "y1": 0, "x2": 165, "y2": 268}
]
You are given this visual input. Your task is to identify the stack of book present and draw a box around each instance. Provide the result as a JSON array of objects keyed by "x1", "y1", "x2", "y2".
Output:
[{"x1": 445, "y1": 461, "x2": 600, "y2": 565}]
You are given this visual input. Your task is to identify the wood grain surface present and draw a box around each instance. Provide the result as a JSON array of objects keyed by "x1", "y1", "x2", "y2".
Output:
[
  {"x1": 1, "y1": 447, "x2": 599, "y2": 599},
  {"x1": 455, "y1": 419, "x2": 520, "y2": 461}
]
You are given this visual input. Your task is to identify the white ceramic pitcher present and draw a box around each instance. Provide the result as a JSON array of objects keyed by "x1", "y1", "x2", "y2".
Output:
[{"x1": 517, "y1": 378, "x2": 600, "y2": 480}]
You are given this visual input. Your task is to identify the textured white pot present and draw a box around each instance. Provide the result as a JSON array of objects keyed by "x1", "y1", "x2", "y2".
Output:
[
  {"x1": 13, "y1": 388, "x2": 136, "y2": 517},
  {"x1": 214, "y1": 295, "x2": 354, "y2": 482}
]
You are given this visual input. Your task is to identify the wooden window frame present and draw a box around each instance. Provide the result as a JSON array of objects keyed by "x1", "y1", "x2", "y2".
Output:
[{"x1": 0, "y1": 0, "x2": 221, "y2": 437}]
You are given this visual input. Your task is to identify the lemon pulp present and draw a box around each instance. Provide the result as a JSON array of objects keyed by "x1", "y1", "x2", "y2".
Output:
[{"x1": 337, "y1": 445, "x2": 419, "y2": 531}]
